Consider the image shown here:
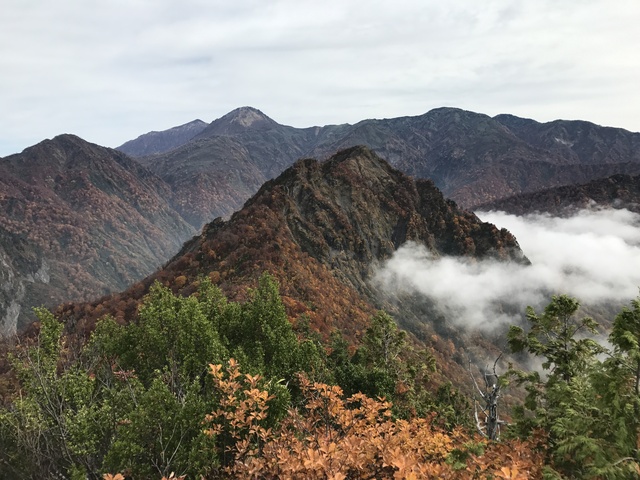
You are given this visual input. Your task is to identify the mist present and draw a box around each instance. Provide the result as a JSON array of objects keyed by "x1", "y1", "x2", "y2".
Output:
[{"x1": 374, "y1": 207, "x2": 640, "y2": 330}]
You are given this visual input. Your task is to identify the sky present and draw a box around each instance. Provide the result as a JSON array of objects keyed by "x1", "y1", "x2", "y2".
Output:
[
  {"x1": 375, "y1": 207, "x2": 640, "y2": 331},
  {"x1": 1, "y1": 0, "x2": 639, "y2": 157}
]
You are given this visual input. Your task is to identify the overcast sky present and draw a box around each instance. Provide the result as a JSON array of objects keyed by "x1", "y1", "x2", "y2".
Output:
[{"x1": 1, "y1": 0, "x2": 639, "y2": 157}]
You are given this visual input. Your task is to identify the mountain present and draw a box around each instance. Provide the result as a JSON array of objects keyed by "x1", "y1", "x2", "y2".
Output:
[
  {"x1": 135, "y1": 107, "x2": 352, "y2": 227},
  {"x1": 0, "y1": 134, "x2": 196, "y2": 335},
  {"x1": 57, "y1": 146, "x2": 525, "y2": 384},
  {"x1": 120, "y1": 107, "x2": 640, "y2": 228},
  {"x1": 116, "y1": 119, "x2": 208, "y2": 156},
  {"x1": 194, "y1": 106, "x2": 281, "y2": 137},
  {"x1": 324, "y1": 108, "x2": 640, "y2": 208},
  {"x1": 475, "y1": 173, "x2": 640, "y2": 216},
  {"x1": 8, "y1": 106, "x2": 639, "y2": 334},
  {"x1": 134, "y1": 135, "x2": 268, "y2": 227},
  {"x1": 494, "y1": 114, "x2": 640, "y2": 165}
]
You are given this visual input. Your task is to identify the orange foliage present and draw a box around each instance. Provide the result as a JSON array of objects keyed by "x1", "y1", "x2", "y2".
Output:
[
  {"x1": 208, "y1": 271, "x2": 221, "y2": 284},
  {"x1": 203, "y1": 360, "x2": 545, "y2": 479}
]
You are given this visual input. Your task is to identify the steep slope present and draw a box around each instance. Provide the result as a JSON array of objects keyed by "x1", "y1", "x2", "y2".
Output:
[
  {"x1": 135, "y1": 136, "x2": 267, "y2": 227},
  {"x1": 475, "y1": 173, "x2": 640, "y2": 216},
  {"x1": 0, "y1": 135, "x2": 196, "y2": 335},
  {"x1": 0, "y1": 226, "x2": 47, "y2": 337},
  {"x1": 58, "y1": 147, "x2": 525, "y2": 387},
  {"x1": 116, "y1": 119, "x2": 207, "y2": 156},
  {"x1": 123, "y1": 107, "x2": 640, "y2": 227}
]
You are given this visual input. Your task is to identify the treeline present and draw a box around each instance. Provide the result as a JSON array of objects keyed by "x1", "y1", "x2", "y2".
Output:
[{"x1": 2, "y1": 275, "x2": 640, "y2": 478}]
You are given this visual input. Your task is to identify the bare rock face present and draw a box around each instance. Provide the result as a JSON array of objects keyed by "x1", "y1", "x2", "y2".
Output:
[
  {"x1": 0, "y1": 135, "x2": 195, "y2": 334},
  {"x1": 0, "y1": 228, "x2": 46, "y2": 336},
  {"x1": 194, "y1": 106, "x2": 281, "y2": 137}
]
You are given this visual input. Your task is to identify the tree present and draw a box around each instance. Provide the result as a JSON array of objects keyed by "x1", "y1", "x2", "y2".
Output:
[
  {"x1": 507, "y1": 295, "x2": 640, "y2": 478},
  {"x1": 508, "y1": 295, "x2": 602, "y2": 384},
  {"x1": 469, "y1": 356, "x2": 505, "y2": 441},
  {"x1": 1, "y1": 309, "x2": 120, "y2": 479},
  {"x1": 213, "y1": 273, "x2": 298, "y2": 379},
  {"x1": 118, "y1": 281, "x2": 227, "y2": 390},
  {"x1": 590, "y1": 295, "x2": 640, "y2": 473}
]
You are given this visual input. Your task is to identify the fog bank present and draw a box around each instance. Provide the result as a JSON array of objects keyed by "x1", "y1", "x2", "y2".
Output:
[{"x1": 374, "y1": 208, "x2": 640, "y2": 330}]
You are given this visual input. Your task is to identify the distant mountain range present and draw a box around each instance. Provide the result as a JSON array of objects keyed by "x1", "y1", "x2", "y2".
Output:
[
  {"x1": 4, "y1": 105, "x2": 640, "y2": 336},
  {"x1": 118, "y1": 106, "x2": 640, "y2": 226}
]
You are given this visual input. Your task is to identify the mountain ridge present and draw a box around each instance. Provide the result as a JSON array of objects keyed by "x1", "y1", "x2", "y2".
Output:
[
  {"x1": 7, "y1": 105, "x2": 640, "y2": 335},
  {"x1": 119, "y1": 106, "x2": 640, "y2": 228},
  {"x1": 475, "y1": 172, "x2": 640, "y2": 216},
  {"x1": 117, "y1": 119, "x2": 208, "y2": 157}
]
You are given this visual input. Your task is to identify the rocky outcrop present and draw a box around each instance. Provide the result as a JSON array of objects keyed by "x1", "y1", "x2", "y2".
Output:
[{"x1": 0, "y1": 228, "x2": 48, "y2": 336}]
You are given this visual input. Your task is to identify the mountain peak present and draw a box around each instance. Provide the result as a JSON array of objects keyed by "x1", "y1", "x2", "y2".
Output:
[
  {"x1": 63, "y1": 146, "x2": 524, "y2": 340},
  {"x1": 196, "y1": 106, "x2": 280, "y2": 138},
  {"x1": 225, "y1": 106, "x2": 273, "y2": 126},
  {"x1": 16, "y1": 134, "x2": 109, "y2": 168}
]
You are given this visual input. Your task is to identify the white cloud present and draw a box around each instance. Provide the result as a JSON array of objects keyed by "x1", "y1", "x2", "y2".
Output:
[
  {"x1": 1, "y1": 0, "x2": 640, "y2": 156},
  {"x1": 374, "y1": 208, "x2": 640, "y2": 330}
]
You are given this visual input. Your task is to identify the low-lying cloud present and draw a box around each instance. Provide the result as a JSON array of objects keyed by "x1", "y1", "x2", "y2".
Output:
[{"x1": 374, "y1": 207, "x2": 640, "y2": 330}]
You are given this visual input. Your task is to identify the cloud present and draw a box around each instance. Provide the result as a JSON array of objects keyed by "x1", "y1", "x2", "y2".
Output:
[{"x1": 374, "y1": 208, "x2": 640, "y2": 330}]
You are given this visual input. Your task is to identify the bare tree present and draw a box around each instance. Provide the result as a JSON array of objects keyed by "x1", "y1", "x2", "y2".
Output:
[{"x1": 469, "y1": 354, "x2": 506, "y2": 440}]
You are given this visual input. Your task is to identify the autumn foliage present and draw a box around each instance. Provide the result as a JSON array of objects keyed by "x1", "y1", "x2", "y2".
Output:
[{"x1": 203, "y1": 359, "x2": 545, "y2": 479}]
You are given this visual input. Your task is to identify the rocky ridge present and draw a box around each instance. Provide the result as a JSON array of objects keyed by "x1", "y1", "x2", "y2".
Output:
[{"x1": 476, "y1": 173, "x2": 640, "y2": 216}]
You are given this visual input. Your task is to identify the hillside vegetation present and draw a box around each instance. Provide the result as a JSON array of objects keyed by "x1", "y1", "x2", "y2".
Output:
[{"x1": 2, "y1": 275, "x2": 640, "y2": 478}]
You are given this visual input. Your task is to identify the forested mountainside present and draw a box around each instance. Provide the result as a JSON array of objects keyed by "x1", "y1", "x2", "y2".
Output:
[
  {"x1": 2, "y1": 146, "x2": 640, "y2": 478},
  {"x1": 0, "y1": 145, "x2": 536, "y2": 478},
  {"x1": 55, "y1": 146, "x2": 523, "y2": 382},
  {"x1": 121, "y1": 106, "x2": 640, "y2": 227},
  {"x1": 0, "y1": 134, "x2": 195, "y2": 335},
  {"x1": 475, "y1": 173, "x2": 640, "y2": 216}
]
